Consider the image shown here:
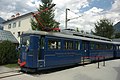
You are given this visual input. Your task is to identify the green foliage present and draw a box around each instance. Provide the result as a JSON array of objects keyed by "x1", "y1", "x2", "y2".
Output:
[
  {"x1": 92, "y1": 18, "x2": 114, "y2": 39},
  {"x1": 5, "y1": 63, "x2": 19, "y2": 68},
  {"x1": 31, "y1": 0, "x2": 59, "y2": 31},
  {"x1": 115, "y1": 33, "x2": 120, "y2": 38},
  {"x1": 76, "y1": 27, "x2": 80, "y2": 32},
  {"x1": 0, "y1": 41, "x2": 18, "y2": 65},
  {"x1": 81, "y1": 30, "x2": 84, "y2": 33}
]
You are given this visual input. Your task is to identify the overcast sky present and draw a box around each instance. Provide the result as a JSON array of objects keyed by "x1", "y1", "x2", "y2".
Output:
[{"x1": 0, "y1": 0, "x2": 120, "y2": 32}]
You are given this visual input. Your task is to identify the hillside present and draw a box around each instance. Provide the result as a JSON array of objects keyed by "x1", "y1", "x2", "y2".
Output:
[{"x1": 0, "y1": 17, "x2": 5, "y2": 30}]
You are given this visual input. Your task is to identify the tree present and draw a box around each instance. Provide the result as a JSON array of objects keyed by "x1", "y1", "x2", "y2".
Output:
[
  {"x1": 81, "y1": 30, "x2": 84, "y2": 33},
  {"x1": 86, "y1": 32, "x2": 89, "y2": 34},
  {"x1": 76, "y1": 27, "x2": 80, "y2": 32},
  {"x1": 92, "y1": 18, "x2": 114, "y2": 39},
  {"x1": 31, "y1": 0, "x2": 59, "y2": 31},
  {"x1": 115, "y1": 33, "x2": 120, "y2": 38},
  {"x1": 0, "y1": 41, "x2": 17, "y2": 65}
]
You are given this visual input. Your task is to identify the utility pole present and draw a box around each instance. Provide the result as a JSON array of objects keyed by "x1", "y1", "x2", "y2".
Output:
[
  {"x1": 65, "y1": 8, "x2": 82, "y2": 29},
  {"x1": 65, "y1": 8, "x2": 70, "y2": 29}
]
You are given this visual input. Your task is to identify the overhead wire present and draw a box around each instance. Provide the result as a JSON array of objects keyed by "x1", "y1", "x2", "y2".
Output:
[
  {"x1": 68, "y1": 9, "x2": 83, "y2": 21},
  {"x1": 56, "y1": 7, "x2": 83, "y2": 21}
]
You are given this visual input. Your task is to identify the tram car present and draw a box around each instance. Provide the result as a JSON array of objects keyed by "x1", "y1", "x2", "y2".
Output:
[{"x1": 18, "y1": 30, "x2": 120, "y2": 72}]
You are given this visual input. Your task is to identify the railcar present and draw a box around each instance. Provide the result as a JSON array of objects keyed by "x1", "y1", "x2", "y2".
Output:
[{"x1": 18, "y1": 30, "x2": 119, "y2": 72}]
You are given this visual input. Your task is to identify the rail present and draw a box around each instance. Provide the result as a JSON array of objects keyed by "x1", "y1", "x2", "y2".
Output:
[{"x1": 0, "y1": 70, "x2": 23, "y2": 79}]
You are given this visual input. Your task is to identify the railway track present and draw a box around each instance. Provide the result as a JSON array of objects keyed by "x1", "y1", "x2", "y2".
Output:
[{"x1": 0, "y1": 70, "x2": 23, "y2": 79}]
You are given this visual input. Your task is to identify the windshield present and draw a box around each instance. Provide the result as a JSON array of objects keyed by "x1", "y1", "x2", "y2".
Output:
[{"x1": 22, "y1": 36, "x2": 30, "y2": 47}]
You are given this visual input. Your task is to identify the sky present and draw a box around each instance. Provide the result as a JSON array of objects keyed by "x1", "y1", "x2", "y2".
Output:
[{"x1": 0, "y1": 0, "x2": 120, "y2": 32}]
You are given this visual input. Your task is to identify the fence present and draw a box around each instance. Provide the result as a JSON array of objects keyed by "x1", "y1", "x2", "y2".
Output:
[{"x1": 82, "y1": 56, "x2": 106, "y2": 68}]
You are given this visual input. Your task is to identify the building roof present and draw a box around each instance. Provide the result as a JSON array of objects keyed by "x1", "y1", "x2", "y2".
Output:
[
  {"x1": 3, "y1": 12, "x2": 35, "y2": 24},
  {"x1": 0, "y1": 30, "x2": 18, "y2": 43}
]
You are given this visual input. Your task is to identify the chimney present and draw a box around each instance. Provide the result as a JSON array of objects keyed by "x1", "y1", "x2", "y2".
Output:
[
  {"x1": 11, "y1": 15, "x2": 15, "y2": 19},
  {"x1": 16, "y1": 13, "x2": 20, "y2": 17}
]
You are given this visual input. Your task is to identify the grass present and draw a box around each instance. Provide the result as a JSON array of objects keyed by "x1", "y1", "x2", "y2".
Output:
[{"x1": 4, "y1": 63, "x2": 19, "y2": 68}]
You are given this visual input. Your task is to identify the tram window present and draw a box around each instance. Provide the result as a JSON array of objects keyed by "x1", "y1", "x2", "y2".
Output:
[
  {"x1": 90, "y1": 42, "x2": 95, "y2": 50},
  {"x1": 48, "y1": 39, "x2": 61, "y2": 50},
  {"x1": 117, "y1": 46, "x2": 118, "y2": 50},
  {"x1": 110, "y1": 45, "x2": 113, "y2": 50},
  {"x1": 96, "y1": 44, "x2": 99, "y2": 50},
  {"x1": 117, "y1": 46, "x2": 120, "y2": 50},
  {"x1": 96, "y1": 43, "x2": 104, "y2": 50},
  {"x1": 22, "y1": 36, "x2": 30, "y2": 47},
  {"x1": 101, "y1": 44, "x2": 106, "y2": 50},
  {"x1": 105, "y1": 44, "x2": 108, "y2": 50},
  {"x1": 40, "y1": 37, "x2": 45, "y2": 49},
  {"x1": 82, "y1": 41, "x2": 87, "y2": 50},
  {"x1": 64, "y1": 40, "x2": 73, "y2": 50},
  {"x1": 106, "y1": 44, "x2": 113, "y2": 50},
  {"x1": 38, "y1": 36, "x2": 44, "y2": 60},
  {"x1": 101, "y1": 44, "x2": 104, "y2": 50},
  {"x1": 75, "y1": 41, "x2": 80, "y2": 50},
  {"x1": 119, "y1": 46, "x2": 120, "y2": 50},
  {"x1": 96, "y1": 43, "x2": 112, "y2": 50},
  {"x1": 117, "y1": 46, "x2": 119, "y2": 50}
]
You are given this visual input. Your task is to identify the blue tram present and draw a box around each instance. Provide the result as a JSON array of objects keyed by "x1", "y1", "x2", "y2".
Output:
[{"x1": 18, "y1": 30, "x2": 120, "y2": 72}]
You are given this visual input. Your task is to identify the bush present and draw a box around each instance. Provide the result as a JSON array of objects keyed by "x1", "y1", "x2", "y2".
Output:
[{"x1": 0, "y1": 41, "x2": 18, "y2": 65}]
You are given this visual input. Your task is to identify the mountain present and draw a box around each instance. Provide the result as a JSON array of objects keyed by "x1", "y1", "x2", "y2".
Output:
[
  {"x1": 114, "y1": 21, "x2": 120, "y2": 33},
  {"x1": 0, "y1": 17, "x2": 5, "y2": 23},
  {"x1": 0, "y1": 17, "x2": 5, "y2": 30}
]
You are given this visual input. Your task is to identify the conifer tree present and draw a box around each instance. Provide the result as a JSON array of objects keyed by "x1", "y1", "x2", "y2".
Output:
[{"x1": 31, "y1": 0, "x2": 59, "y2": 31}]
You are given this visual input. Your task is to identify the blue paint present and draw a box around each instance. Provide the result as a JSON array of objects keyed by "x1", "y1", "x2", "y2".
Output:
[{"x1": 19, "y1": 32, "x2": 120, "y2": 72}]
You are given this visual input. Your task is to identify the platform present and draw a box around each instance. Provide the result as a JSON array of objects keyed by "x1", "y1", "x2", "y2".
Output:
[{"x1": 0, "y1": 59, "x2": 120, "y2": 80}]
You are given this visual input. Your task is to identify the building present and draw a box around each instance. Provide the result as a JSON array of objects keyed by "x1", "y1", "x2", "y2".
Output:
[
  {"x1": 0, "y1": 30, "x2": 18, "y2": 43},
  {"x1": 3, "y1": 12, "x2": 34, "y2": 43}
]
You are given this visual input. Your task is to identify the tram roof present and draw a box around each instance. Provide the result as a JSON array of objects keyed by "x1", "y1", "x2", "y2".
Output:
[{"x1": 22, "y1": 30, "x2": 120, "y2": 45}]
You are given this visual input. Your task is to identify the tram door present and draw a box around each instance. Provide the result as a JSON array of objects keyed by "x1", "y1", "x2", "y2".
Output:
[
  {"x1": 21, "y1": 35, "x2": 39, "y2": 68},
  {"x1": 20, "y1": 35, "x2": 30, "y2": 66},
  {"x1": 82, "y1": 41, "x2": 89, "y2": 57},
  {"x1": 29, "y1": 35, "x2": 39, "y2": 68}
]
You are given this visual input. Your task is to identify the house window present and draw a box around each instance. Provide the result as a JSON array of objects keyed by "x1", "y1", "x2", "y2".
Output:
[
  {"x1": 18, "y1": 21, "x2": 21, "y2": 27},
  {"x1": 13, "y1": 32, "x2": 15, "y2": 34},
  {"x1": 13, "y1": 22, "x2": 16, "y2": 28},
  {"x1": 8, "y1": 24, "x2": 11, "y2": 29}
]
